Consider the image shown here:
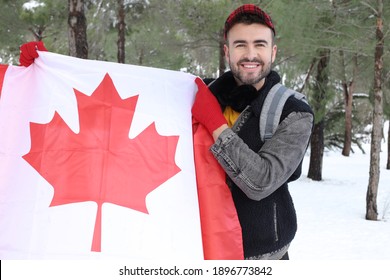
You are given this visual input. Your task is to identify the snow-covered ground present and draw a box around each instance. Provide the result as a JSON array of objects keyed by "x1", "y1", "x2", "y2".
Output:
[{"x1": 289, "y1": 136, "x2": 390, "y2": 260}]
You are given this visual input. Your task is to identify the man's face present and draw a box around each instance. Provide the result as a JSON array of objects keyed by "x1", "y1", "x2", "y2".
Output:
[{"x1": 224, "y1": 23, "x2": 277, "y2": 90}]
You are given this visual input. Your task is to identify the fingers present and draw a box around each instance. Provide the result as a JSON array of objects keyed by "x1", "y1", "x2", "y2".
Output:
[
  {"x1": 19, "y1": 41, "x2": 47, "y2": 67},
  {"x1": 24, "y1": 42, "x2": 39, "y2": 58},
  {"x1": 36, "y1": 41, "x2": 48, "y2": 52}
]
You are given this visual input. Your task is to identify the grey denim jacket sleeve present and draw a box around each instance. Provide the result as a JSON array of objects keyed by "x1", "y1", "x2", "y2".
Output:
[{"x1": 210, "y1": 111, "x2": 313, "y2": 201}]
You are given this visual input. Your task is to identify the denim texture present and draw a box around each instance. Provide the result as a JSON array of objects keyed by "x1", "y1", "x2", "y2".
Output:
[{"x1": 210, "y1": 110, "x2": 313, "y2": 201}]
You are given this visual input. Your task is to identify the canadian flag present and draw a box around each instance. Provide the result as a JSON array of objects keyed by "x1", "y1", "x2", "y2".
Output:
[{"x1": 0, "y1": 52, "x2": 242, "y2": 260}]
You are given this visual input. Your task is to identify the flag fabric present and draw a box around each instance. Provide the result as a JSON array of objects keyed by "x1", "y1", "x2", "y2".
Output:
[
  {"x1": 0, "y1": 52, "x2": 242, "y2": 260},
  {"x1": 193, "y1": 120, "x2": 244, "y2": 260}
]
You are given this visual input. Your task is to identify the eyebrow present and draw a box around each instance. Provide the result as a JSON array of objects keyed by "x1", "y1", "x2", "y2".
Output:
[{"x1": 232, "y1": 39, "x2": 269, "y2": 45}]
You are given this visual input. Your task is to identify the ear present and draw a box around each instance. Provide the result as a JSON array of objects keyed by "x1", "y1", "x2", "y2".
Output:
[
  {"x1": 271, "y1": 44, "x2": 277, "y2": 63},
  {"x1": 224, "y1": 44, "x2": 229, "y2": 61}
]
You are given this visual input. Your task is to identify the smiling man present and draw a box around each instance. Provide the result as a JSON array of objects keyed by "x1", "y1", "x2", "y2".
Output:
[
  {"x1": 192, "y1": 4, "x2": 314, "y2": 260},
  {"x1": 224, "y1": 19, "x2": 276, "y2": 90}
]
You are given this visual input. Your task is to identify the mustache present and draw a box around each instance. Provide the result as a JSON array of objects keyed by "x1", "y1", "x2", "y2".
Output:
[{"x1": 237, "y1": 58, "x2": 264, "y2": 64}]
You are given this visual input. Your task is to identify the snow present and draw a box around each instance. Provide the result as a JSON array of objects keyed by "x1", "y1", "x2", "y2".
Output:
[
  {"x1": 289, "y1": 128, "x2": 390, "y2": 260},
  {"x1": 22, "y1": 1, "x2": 45, "y2": 11}
]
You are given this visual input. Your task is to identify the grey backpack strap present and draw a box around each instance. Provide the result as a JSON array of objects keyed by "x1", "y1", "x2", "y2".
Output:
[{"x1": 260, "y1": 83, "x2": 307, "y2": 142}]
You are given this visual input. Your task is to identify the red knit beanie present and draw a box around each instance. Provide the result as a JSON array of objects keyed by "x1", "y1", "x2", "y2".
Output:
[{"x1": 224, "y1": 4, "x2": 275, "y2": 39}]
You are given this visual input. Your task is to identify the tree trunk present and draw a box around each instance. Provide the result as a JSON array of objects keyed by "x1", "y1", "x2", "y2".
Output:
[
  {"x1": 299, "y1": 58, "x2": 316, "y2": 93},
  {"x1": 366, "y1": 0, "x2": 384, "y2": 221},
  {"x1": 340, "y1": 51, "x2": 357, "y2": 157},
  {"x1": 342, "y1": 88, "x2": 353, "y2": 156},
  {"x1": 138, "y1": 47, "x2": 144, "y2": 65},
  {"x1": 117, "y1": 0, "x2": 126, "y2": 64},
  {"x1": 307, "y1": 49, "x2": 330, "y2": 181},
  {"x1": 68, "y1": 0, "x2": 88, "y2": 59},
  {"x1": 308, "y1": 120, "x2": 324, "y2": 181},
  {"x1": 29, "y1": 26, "x2": 46, "y2": 41},
  {"x1": 218, "y1": 29, "x2": 225, "y2": 76},
  {"x1": 387, "y1": 121, "x2": 390, "y2": 169}
]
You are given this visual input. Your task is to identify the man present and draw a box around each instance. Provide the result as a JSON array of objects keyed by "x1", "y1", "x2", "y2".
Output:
[{"x1": 192, "y1": 4, "x2": 314, "y2": 259}]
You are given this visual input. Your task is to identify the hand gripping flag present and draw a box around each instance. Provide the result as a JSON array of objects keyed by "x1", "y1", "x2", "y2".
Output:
[{"x1": 0, "y1": 52, "x2": 242, "y2": 259}]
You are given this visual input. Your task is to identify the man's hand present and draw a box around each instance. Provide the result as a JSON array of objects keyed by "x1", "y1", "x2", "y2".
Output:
[
  {"x1": 192, "y1": 77, "x2": 227, "y2": 139},
  {"x1": 19, "y1": 41, "x2": 48, "y2": 67}
]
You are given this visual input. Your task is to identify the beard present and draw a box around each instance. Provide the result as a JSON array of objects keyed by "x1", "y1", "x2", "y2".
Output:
[{"x1": 228, "y1": 58, "x2": 272, "y2": 87}]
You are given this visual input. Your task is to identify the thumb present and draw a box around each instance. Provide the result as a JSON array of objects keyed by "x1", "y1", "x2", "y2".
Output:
[{"x1": 195, "y1": 77, "x2": 208, "y2": 92}]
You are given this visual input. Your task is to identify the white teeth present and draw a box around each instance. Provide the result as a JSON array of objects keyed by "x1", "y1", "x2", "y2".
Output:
[{"x1": 243, "y1": 65, "x2": 258, "y2": 68}]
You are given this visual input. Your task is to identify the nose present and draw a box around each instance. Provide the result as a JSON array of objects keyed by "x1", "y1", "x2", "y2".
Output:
[{"x1": 245, "y1": 45, "x2": 257, "y2": 60}]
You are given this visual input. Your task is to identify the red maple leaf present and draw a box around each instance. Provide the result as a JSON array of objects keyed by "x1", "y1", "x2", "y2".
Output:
[{"x1": 23, "y1": 73, "x2": 181, "y2": 252}]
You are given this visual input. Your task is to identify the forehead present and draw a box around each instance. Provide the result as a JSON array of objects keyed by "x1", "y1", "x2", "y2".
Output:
[{"x1": 227, "y1": 23, "x2": 273, "y2": 42}]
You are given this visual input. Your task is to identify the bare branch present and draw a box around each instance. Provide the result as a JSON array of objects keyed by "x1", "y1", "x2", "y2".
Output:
[{"x1": 360, "y1": 1, "x2": 378, "y2": 16}]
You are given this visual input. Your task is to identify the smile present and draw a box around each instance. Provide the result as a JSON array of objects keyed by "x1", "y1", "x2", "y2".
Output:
[
  {"x1": 243, "y1": 64, "x2": 258, "y2": 68},
  {"x1": 241, "y1": 63, "x2": 260, "y2": 69}
]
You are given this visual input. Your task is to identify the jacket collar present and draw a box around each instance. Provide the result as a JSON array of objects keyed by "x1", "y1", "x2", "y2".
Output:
[{"x1": 209, "y1": 70, "x2": 281, "y2": 117}]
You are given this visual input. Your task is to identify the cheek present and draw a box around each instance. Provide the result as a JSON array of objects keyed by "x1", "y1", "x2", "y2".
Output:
[
  {"x1": 226, "y1": 51, "x2": 240, "y2": 63},
  {"x1": 227, "y1": 53, "x2": 234, "y2": 64}
]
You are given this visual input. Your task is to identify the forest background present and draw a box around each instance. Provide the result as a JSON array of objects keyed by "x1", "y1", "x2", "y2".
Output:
[{"x1": 0, "y1": 0, "x2": 389, "y2": 221}]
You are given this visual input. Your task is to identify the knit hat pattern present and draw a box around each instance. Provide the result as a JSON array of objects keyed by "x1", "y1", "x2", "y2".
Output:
[{"x1": 224, "y1": 4, "x2": 275, "y2": 39}]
